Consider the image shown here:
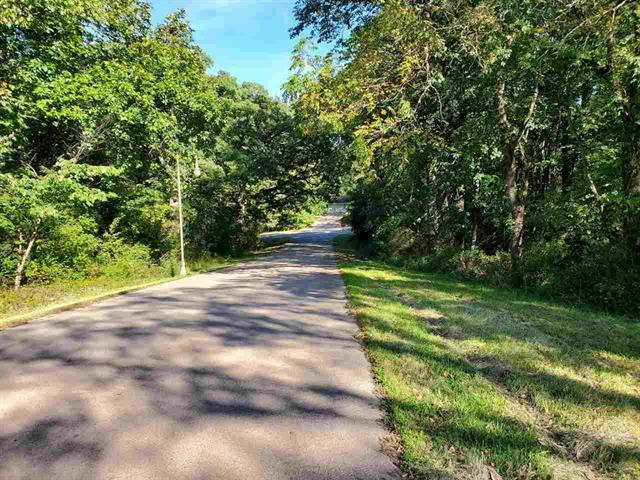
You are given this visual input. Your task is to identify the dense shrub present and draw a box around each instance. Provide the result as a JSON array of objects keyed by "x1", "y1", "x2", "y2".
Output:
[
  {"x1": 274, "y1": 198, "x2": 328, "y2": 230},
  {"x1": 454, "y1": 249, "x2": 512, "y2": 287},
  {"x1": 25, "y1": 223, "x2": 100, "y2": 283},
  {"x1": 349, "y1": 181, "x2": 388, "y2": 241},
  {"x1": 96, "y1": 236, "x2": 155, "y2": 279},
  {"x1": 521, "y1": 241, "x2": 640, "y2": 316},
  {"x1": 111, "y1": 189, "x2": 175, "y2": 257}
]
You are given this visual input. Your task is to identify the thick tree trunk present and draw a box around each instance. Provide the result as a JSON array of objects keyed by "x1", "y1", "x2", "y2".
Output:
[
  {"x1": 505, "y1": 145, "x2": 526, "y2": 264},
  {"x1": 470, "y1": 206, "x2": 481, "y2": 248},
  {"x1": 497, "y1": 80, "x2": 537, "y2": 277},
  {"x1": 510, "y1": 204, "x2": 526, "y2": 260},
  {"x1": 14, "y1": 219, "x2": 40, "y2": 291}
]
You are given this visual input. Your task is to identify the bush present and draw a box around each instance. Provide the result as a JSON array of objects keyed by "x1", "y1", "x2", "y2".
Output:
[
  {"x1": 96, "y1": 236, "x2": 155, "y2": 279},
  {"x1": 275, "y1": 198, "x2": 328, "y2": 230},
  {"x1": 184, "y1": 167, "x2": 263, "y2": 255},
  {"x1": 351, "y1": 233, "x2": 640, "y2": 316},
  {"x1": 348, "y1": 181, "x2": 387, "y2": 241},
  {"x1": 111, "y1": 189, "x2": 175, "y2": 256},
  {"x1": 521, "y1": 240, "x2": 640, "y2": 316},
  {"x1": 392, "y1": 247, "x2": 511, "y2": 287},
  {"x1": 414, "y1": 247, "x2": 459, "y2": 272},
  {"x1": 25, "y1": 222, "x2": 100, "y2": 283},
  {"x1": 454, "y1": 248, "x2": 512, "y2": 286},
  {"x1": 387, "y1": 228, "x2": 420, "y2": 256}
]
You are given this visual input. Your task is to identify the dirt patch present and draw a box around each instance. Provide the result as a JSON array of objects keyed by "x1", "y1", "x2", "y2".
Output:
[{"x1": 467, "y1": 354, "x2": 513, "y2": 384}]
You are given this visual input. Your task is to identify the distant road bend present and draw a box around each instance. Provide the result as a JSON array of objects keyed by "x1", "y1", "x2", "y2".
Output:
[{"x1": 0, "y1": 205, "x2": 400, "y2": 480}]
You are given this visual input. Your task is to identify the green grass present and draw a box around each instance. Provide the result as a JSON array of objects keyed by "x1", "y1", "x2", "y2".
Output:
[
  {"x1": 334, "y1": 234, "x2": 640, "y2": 480},
  {"x1": 0, "y1": 240, "x2": 285, "y2": 329}
]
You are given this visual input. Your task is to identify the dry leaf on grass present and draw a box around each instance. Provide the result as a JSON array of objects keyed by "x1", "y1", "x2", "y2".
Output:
[{"x1": 487, "y1": 465, "x2": 503, "y2": 480}]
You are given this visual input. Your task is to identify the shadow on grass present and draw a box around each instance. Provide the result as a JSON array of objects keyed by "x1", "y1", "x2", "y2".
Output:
[
  {"x1": 362, "y1": 316, "x2": 639, "y2": 477},
  {"x1": 335, "y1": 236, "x2": 640, "y2": 478},
  {"x1": 365, "y1": 334, "x2": 551, "y2": 477},
  {"x1": 342, "y1": 265, "x2": 640, "y2": 379}
]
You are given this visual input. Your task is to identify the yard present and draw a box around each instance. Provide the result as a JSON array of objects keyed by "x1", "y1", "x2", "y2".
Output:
[{"x1": 335, "y1": 235, "x2": 640, "y2": 480}]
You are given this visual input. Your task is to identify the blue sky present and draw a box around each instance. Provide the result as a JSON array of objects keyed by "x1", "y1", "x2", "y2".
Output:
[{"x1": 151, "y1": 0, "x2": 304, "y2": 97}]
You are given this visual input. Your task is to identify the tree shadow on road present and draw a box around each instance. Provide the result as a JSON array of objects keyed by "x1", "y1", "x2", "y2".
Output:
[{"x1": 0, "y1": 234, "x2": 397, "y2": 480}]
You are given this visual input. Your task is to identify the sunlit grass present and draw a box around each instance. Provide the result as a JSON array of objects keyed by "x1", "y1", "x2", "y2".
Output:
[
  {"x1": 0, "y1": 240, "x2": 285, "y2": 328},
  {"x1": 334, "y1": 234, "x2": 640, "y2": 480}
]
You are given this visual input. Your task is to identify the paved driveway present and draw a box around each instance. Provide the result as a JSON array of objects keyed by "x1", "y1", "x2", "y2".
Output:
[{"x1": 0, "y1": 206, "x2": 399, "y2": 480}]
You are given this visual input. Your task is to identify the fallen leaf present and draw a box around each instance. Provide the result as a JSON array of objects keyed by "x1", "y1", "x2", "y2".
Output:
[{"x1": 487, "y1": 465, "x2": 503, "y2": 480}]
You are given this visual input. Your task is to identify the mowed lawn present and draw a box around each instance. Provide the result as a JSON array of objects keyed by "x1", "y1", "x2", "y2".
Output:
[{"x1": 334, "y1": 235, "x2": 640, "y2": 480}]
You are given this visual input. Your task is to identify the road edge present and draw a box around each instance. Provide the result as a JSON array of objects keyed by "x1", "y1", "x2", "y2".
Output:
[
  {"x1": 0, "y1": 277, "x2": 179, "y2": 332},
  {"x1": 0, "y1": 240, "x2": 294, "y2": 332}
]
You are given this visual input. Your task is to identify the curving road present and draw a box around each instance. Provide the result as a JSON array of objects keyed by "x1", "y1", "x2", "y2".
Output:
[{"x1": 0, "y1": 205, "x2": 399, "y2": 480}]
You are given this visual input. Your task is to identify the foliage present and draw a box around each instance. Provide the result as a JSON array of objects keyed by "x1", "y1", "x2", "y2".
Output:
[
  {"x1": 95, "y1": 235, "x2": 154, "y2": 279},
  {"x1": 0, "y1": 0, "x2": 337, "y2": 290},
  {"x1": 521, "y1": 240, "x2": 640, "y2": 315},
  {"x1": 274, "y1": 198, "x2": 328, "y2": 230},
  {"x1": 291, "y1": 0, "x2": 640, "y2": 315}
]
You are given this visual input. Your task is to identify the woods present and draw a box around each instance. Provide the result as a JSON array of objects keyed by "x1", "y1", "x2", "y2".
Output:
[
  {"x1": 0, "y1": 0, "x2": 339, "y2": 292},
  {"x1": 2, "y1": 0, "x2": 639, "y2": 315},
  {"x1": 290, "y1": 0, "x2": 640, "y2": 315},
  {"x1": 1, "y1": 0, "x2": 639, "y2": 311}
]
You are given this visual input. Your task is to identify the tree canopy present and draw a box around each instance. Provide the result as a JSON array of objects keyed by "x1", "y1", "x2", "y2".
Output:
[
  {"x1": 290, "y1": 0, "x2": 640, "y2": 315},
  {"x1": 0, "y1": 0, "x2": 340, "y2": 289},
  {"x1": 2, "y1": 0, "x2": 639, "y2": 314}
]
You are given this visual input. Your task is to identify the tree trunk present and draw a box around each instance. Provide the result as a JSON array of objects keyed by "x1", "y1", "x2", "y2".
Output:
[
  {"x1": 14, "y1": 219, "x2": 40, "y2": 291},
  {"x1": 505, "y1": 144, "x2": 526, "y2": 265},
  {"x1": 471, "y1": 207, "x2": 481, "y2": 248},
  {"x1": 497, "y1": 79, "x2": 538, "y2": 275}
]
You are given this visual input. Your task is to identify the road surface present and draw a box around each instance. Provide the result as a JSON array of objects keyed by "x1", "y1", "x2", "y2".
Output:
[{"x1": 0, "y1": 206, "x2": 399, "y2": 480}]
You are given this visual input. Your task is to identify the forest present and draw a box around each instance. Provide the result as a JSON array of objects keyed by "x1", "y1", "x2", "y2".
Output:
[
  {"x1": 289, "y1": 0, "x2": 640, "y2": 316},
  {"x1": 0, "y1": 0, "x2": 342, "y2": 298},
  {"x1": 1, "y1": 0, "x2": 639, "y2": 315},
  {"x1": 284, "y1": 3, "x2": 640, "y2": 477}
]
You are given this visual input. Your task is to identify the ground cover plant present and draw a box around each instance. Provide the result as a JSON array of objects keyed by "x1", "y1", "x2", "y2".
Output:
[{"x1": 335, "y1": 234, "x2": 640, "y2": 480}]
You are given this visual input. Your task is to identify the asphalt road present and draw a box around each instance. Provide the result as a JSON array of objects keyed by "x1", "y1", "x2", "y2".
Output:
[{"x1": 0, "y1": 206, "x2": 400, "y2": 480}]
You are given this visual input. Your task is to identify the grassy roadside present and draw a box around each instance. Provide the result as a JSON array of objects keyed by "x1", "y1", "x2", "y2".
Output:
[
  {"x1": 285, "y1": 200, "x2": 328, "y2": 228},
  {"x1": 0, "y1": 239, "x2": 287, "y2": 330},
  {"x1": 334, "y1": 234, "x2": 640, "y2": 480}
]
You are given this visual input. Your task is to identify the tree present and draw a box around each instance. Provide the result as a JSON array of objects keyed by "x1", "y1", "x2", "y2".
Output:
[
  {"x1": 0, "y1": 165, "x2": 110, "y2": 289},
  {"x1": 289, "y1": 0, "x2": 640, "y2": 314},
  {"x1": 0, "y1": 0, "x2": 338, "y2": 290}
]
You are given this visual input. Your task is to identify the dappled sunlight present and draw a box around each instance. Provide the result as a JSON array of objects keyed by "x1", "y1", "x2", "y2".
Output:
[
  {"x1": 335, "y1": 239, "x2": 640, "y2": 479},
  {"x1": 0, "y1": 213, "x2": 399, "y2": 480}
]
